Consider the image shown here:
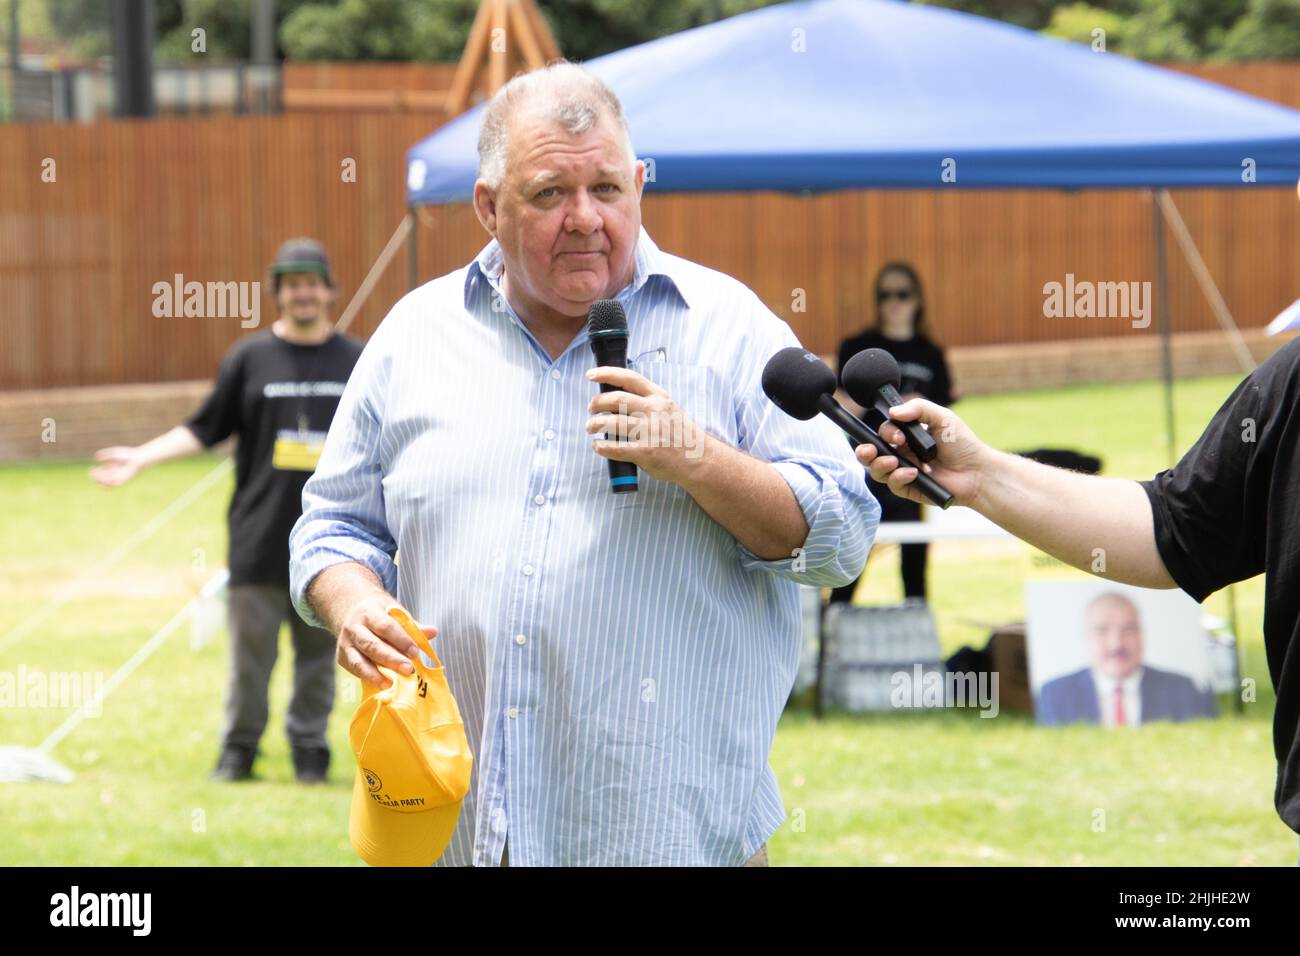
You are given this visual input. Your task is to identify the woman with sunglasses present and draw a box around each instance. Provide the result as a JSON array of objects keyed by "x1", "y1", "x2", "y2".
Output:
[{"x1": 831, "y1": 262, "x2": 957, "y2": 605}]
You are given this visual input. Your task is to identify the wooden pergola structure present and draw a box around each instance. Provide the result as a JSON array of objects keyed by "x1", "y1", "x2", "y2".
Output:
[
  {"x1": 282, "y1": 0, "x2": 561, "y2": 114},
  {"x1": 336, "y1": 0, "x2": 562, "y2": 330},
  {"x1": 446, "y1": 0, "x2": 562, "y2": 116}
]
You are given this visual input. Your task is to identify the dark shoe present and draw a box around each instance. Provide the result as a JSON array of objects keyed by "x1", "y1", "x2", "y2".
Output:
[
  {"x1": 210, "y1": 744, "x2": 256, "y2": 782},
  {"x1": 292, "y1": 745, "x2": 330, "y2": 784}
]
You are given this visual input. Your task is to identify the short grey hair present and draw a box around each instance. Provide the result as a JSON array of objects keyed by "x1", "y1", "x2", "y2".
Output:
[{"x1": 477, "y1": 61, "x2": 637, "y2": 190}]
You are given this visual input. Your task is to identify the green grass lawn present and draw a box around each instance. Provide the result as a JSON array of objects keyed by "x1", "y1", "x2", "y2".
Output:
[{"x1": 0, "y1": 373, "x2": 1291, "y2": 865}]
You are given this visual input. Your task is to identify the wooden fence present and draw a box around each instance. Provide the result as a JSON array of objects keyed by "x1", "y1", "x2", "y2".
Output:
[{"x1": 2, "y1": 61, "x2": 1299, "y2": 390}]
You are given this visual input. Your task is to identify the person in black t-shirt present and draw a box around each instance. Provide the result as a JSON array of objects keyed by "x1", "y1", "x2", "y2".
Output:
[
  {"x1": 856, "y1": 336, "x2": 1300, "y2": 846},
  {"x1": 833, "y1": 261, "x2": 956, "y2": 604},
  {"x1": 91, "y1": 238, "x2": 363, "y2": 784}
]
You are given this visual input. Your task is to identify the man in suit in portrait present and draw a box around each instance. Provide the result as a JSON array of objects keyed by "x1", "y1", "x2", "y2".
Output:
[{"x1": 1037, "y1": 592, "x2": 1216, "y2": 727}]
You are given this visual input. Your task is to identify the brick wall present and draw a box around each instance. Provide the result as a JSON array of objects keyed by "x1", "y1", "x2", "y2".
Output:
[
  {"x1": 947, "y1": 329, "x2": 1294, "y2": 397},
  {"x1": 0, "y1": 381, "x2": 211, "y2": 462}
]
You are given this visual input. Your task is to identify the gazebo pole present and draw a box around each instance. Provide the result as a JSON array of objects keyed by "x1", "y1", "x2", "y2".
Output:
[
  {"x1": 1151, "y1": 189, "x2": 1176, "y2": 469},
  {"x1": 408, "y1": 206, "x2": 420, "y2": 291},
  {"x1": 1150, "y1": 187, "x2": 1248, "y2": 696}
]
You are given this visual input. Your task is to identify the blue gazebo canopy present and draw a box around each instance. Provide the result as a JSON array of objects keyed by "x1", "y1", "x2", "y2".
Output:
[{"x1": 406, "y1": 0, "x2": 1300, "y2": 203}]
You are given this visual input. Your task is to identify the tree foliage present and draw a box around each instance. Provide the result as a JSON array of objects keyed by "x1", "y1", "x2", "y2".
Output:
[
  {"x1": 276, "y1": 0, "x2": 785, "y2": 62},
  {"x1": 1031, "y1": 0, "x2": 1300, "y2": 61},
  {"x1": 27, "y1": 0, "x2": 1300, "y2": 66}
]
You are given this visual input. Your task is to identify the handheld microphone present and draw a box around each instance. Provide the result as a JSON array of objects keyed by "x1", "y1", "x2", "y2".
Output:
[
  {"x1": 841, "y1": 349, "x2": 938, "y2": 463},
  {"x1": 587, "y1": 299, "x2": 638, "y2": 495},
  {"x1": 761, "y1": 347, "x2": 953, "y2": 509}
]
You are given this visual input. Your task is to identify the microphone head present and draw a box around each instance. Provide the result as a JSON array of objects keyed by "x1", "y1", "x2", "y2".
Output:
[
  {"x1": 841, "y1": 348, "x2": 901, "y2": 405},
  {"x1": 587, "y1": 299, "x2": 628, "y2": 339},
  {"x1": 761, "y1": 348, "x2": 837, "y2": 420}
]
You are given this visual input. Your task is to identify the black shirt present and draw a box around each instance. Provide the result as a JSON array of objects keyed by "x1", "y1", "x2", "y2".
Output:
[
  {"x1": 837, "y1": 329, "x2": 955, "y2": 410},
  {"x1": 1140, "y1": 336, "x2": 1300, "y2": 835},
  {"x1": 185, "y1": 329, "x2": 363, "y2": 586}
]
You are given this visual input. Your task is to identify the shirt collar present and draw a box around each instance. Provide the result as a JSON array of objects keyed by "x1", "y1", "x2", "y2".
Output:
[{"x1": 463, "y1": 225, "x2": 690, "y2": 310}]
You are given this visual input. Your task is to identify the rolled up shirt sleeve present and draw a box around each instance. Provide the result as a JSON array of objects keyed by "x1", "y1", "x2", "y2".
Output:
[
  {"x1": 731, "y1": 295, "x2": 880, "y2": 588},
  {"x1": 289, "y1": 320, "x2": 399, "y2": 629}
]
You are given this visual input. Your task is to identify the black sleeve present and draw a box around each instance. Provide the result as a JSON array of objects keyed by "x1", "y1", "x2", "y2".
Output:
[
  {"x1": 1139, "y1": 360, "x2": 1279, "y2": 602},
  {"x1": 185, "y1": 345, "x2": 244, "y2": 448},
  {"x1": 929, "y1": 346, "x2": 954, "y2": 407},
  {"x1": 837, "y1": 335, "x2": 859, "y2": 377}
]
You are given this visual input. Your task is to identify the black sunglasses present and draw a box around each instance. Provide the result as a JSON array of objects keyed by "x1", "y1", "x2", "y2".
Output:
[{"x1": 877, "y1": 289, "x2": 915, "y2": 302}]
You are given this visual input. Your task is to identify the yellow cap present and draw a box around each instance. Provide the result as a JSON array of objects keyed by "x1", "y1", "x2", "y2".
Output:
[{"x1": 348, "y1": 606, "x2": 472, "y2": 867}]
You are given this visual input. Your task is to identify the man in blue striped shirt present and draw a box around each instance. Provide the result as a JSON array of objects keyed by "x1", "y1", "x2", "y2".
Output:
[{"x1": 290, "y1": 62, "x2": 879, "y2": 866}]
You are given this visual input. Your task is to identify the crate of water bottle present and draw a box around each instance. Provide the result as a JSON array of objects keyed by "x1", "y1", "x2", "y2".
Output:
[
  {"x1": 822, "y1": 599, "x2": 940, "y2": 667},
  {"x1": 825, "y1": 660, "x2": 950, "y2": 712},
  {"x1": 823, "y1": 664, "x2": 892, "y2": 711}
]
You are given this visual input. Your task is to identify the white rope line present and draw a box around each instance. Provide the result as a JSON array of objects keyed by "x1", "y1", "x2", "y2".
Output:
[
  {"x1": 0, "y1": 456, "x2": 232, "y2": 655},
  {"x1": 37, "y1": 590, "x2": 200, "y2": 754}
]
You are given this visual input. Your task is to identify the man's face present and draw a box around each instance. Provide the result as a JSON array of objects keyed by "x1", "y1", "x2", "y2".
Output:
[
  {"x1": 277, "y1": 272, "x2": 333, "y2": 323},
  {"x1": 1085, "y1": 597, "x2": 1143, "y2": 680},
  {"x1": 475, "y1": 111, "x2": 645, "y2": 317}
]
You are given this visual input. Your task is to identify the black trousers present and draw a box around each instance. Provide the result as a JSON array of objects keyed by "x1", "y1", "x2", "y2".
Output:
[
  {"x1": 829, "y1": 477, "x2": 928, "y2": 604},
  {"x1": 221, "y1": 584, "x2": 336, "y2": 751}
]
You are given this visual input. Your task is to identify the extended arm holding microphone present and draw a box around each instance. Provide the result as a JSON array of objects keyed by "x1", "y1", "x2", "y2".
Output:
[
  {"x1": 761, "y1": 348, "x2": 954, "y2": 509},
  {"x1": 861, "y1": 397, "x2": 1178, "y2": 590},
  {"x1": 842, "y1": 349, "x2": 937, "y2": 463},
  {"x1": 816, "y1": 395, "x2": 953, "y2": 509}
]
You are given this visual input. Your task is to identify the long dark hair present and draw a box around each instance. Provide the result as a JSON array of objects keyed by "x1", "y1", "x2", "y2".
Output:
[{"x1": 872, "y1": 261, "x2": 937, "y2": 344}]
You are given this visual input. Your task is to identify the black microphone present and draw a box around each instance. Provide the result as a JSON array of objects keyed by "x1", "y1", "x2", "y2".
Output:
[
  {"x1": 587, "y1": 299, "x2": 638, "y2": 495},
  {"x1": 761, "y1": 347, "x2": 954, "y2": 509},
  {"x1": 841, "y1": 349, "x2": 938, "y2": 463}
]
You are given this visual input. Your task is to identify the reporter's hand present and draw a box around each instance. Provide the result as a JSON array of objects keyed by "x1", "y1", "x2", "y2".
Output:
[
  {"x1": 90, "y1": 446, "x2": 142, "y2": 487},
  {"x1": 855, "y1": 397, "x2": 988, "y2": 507},
  {"x1": 335, "y1": 597, "x2": 436, "y2": 689}
]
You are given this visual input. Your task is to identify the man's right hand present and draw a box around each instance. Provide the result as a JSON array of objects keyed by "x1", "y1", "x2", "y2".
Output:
[
  {"x1": 334, "y1": 596, "x2": 436, "y2": 688},
  {"x1": 90, "y1": 427, "x2": 204, "y2": 486},
  {"x1": 90, "y1": 446, "x2": 142, "y2": 486},
  {"x1": 854, "y1": 397, "x2": 989, "y2": 508}
]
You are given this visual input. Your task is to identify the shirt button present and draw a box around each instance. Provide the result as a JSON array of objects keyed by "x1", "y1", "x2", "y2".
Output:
[
  {"x1": 522, "y1": 564, "x2": 535, "y2": 576},
  {"x1": 533, "y1": 494, "x2": 546, "y2": 506},
  {"x1": 507, "y1": 707, "x2": 519, "y2": 719},
  {"x1": 550, "y1": 368, "x2": 561, "y2": 380},
  {"x1": 514, "y1": 634, "x2": 527, "y2": 646},
  {"x1": 543, "y1": 429, "x2": 556, "y2": 441}
]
